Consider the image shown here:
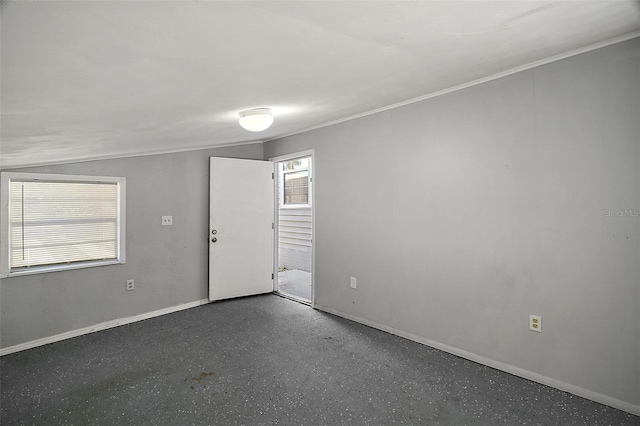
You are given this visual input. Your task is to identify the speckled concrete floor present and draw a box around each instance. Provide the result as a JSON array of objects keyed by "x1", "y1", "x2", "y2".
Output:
[{"x1": 1, "y1": 294, "x2": 638, "y2": 425}]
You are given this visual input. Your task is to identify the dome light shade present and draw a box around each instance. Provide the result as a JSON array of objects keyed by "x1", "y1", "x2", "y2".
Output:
[{"x1": 239, "y1": 108, "x2": 274, "y2": 132}]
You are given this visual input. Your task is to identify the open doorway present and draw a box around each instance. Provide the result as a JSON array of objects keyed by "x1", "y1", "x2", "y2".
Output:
[{"x1": 271, "y1": 151, "x2": 314, "y2": 305}]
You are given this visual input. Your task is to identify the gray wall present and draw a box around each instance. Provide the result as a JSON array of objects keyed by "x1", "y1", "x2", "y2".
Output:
[
  {"x1": 0, "y1": 143, "x2": 263, "y2": 348},
  {"x1": 264, "y1": 39, "x2": 640, "y2": 408}
]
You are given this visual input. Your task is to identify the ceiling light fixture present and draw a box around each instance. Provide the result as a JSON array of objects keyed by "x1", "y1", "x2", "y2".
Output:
[{"x1": 238, "y1": 108, "x2": 274, "y2": 132}]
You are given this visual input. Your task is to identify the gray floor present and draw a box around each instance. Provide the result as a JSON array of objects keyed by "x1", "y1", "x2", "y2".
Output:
[
  {"x1": 278, "y1": 269, "x2": 311, "y2": 302},
  {"x1": 1, "y1": 294, "x2": 638, "y2": 425}
]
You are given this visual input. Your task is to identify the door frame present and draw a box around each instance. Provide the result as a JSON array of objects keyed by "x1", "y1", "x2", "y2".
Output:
[{"x1": 269, "y1": 149, "x2": 315, "y2": 307}]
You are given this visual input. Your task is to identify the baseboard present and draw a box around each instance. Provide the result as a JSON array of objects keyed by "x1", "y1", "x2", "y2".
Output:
[
  {"x1": 0, "y1": 298, "x2": 211, "y2": 356},
  {"x1": 314, "y1": 303, "x2": 640, "y2": 417}
]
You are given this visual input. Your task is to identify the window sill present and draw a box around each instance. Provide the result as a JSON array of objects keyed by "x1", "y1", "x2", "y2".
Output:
[
  {"x1": 279, "y1": 204, "x2": 311, "y2": 210},
  {"x1": 2, "y1": 259, "x2": 125, "y2": 279}
]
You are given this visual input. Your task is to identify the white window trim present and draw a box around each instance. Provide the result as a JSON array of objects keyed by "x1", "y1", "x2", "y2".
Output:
[
  {"x1": 279, "y1": 203, "x2": 312, "y2": 210},
  {"x1": 0, "y1": 172, "x2": 126, "y2": 278}
]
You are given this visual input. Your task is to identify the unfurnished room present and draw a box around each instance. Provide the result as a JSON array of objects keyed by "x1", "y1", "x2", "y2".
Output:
[{"x1": 0, "y1": 1, "x2": 639, "y2": 425}]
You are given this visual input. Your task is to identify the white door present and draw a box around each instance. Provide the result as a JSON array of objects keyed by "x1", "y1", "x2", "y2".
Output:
[{"x1": 209, "y1": 157, "x2": 274, "y2": 301}]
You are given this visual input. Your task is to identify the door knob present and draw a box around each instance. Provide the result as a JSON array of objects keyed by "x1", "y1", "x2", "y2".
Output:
[
  {"x1": 211, "y1": 237, "x2": 217, "y2": 243},
  {"x1": 211, "y1": 230, "x2": 217, "y2": 235}
]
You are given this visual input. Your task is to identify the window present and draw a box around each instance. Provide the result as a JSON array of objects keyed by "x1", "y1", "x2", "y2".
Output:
[
  {"x1": 0, "y1": 173, "x2": 126, "y2": 277},
  {"x1": 281, "y1": 158, "x2": 310, "y2": 206}
]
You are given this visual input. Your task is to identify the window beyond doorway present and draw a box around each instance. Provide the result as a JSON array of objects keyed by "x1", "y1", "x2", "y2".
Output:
[{"x1": 282, "y1": 158, "x2": 310, "y2": 206}]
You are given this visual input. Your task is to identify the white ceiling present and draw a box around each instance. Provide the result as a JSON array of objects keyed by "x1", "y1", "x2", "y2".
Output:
[{"x1": 1, "y1": 1, "x2": 639, "y2": 169}]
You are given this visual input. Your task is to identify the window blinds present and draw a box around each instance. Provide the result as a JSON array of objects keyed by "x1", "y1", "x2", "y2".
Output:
[{"x1": 9, "y1": 180, "x2": 119, "y2": 270}]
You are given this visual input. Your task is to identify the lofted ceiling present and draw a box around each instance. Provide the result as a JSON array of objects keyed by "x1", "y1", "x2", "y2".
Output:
[{"x1": 1, "y1": 1, "x2": 639, "y2": 169}]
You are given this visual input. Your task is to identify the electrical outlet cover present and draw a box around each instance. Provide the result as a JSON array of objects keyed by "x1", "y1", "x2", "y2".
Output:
[{"x1": 529, "y1": 314, "x2": 542, "y2": 332}]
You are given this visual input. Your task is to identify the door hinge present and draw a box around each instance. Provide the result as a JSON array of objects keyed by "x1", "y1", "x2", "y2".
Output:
[
  {"x1": 272, "y1": 172, "x2": 274, "y2": 179},
  {"x1": 272, "y1": 273, "x2": 274, "y2": 280},
  {"x1": 272, "y1": 222, "x2": 274, "y2": 229}
]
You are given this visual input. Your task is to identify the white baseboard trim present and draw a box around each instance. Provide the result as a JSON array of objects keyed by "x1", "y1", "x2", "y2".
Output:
[
  {"x1": 314, "y1": 303, "x2": 640, "y2": 417},
  {"x1": 0, "y1": 298, "x2": 211, "y2": 356}
]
